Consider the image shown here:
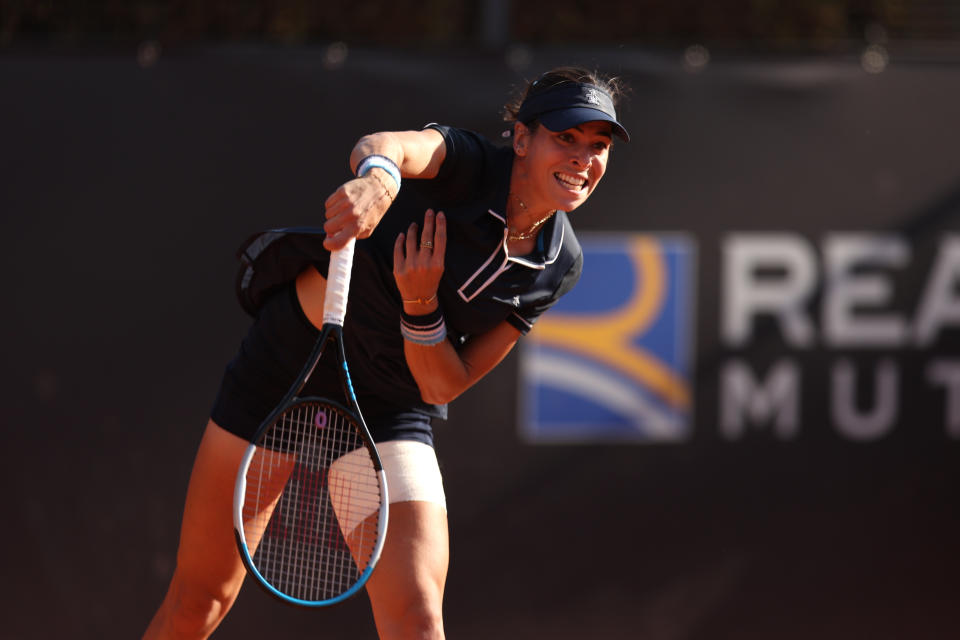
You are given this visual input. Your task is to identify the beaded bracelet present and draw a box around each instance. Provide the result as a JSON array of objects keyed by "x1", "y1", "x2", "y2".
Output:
[
  {"x1": 367, "y1": 169, "x2": 396, "y2": 202},
  {"x1": 400, "y1": 307, "x2": 447, "y2": 346}
]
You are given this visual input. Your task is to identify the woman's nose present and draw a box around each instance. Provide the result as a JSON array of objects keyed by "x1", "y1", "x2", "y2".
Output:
[{"x1": 571, "y1": 144, "x2": 590, "y2": 166}]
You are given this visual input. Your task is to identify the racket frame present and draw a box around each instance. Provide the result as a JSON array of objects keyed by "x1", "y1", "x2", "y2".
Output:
[{"x1": 231, "y1": 240, "x2": 389, "y2": 607}]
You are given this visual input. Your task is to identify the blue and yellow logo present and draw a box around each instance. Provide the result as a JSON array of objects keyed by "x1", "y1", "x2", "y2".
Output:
[{"x1": 520, "y1": 234, "x2": 696, "y2": 443}]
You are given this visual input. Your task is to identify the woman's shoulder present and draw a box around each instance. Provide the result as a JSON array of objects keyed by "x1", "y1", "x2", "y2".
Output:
[
  {"x1": 406, "y1": 124, "x2": 512, "y2": 203},
  {"x1": 423, "y1": 124, "x2": 507, "y2": 168}
]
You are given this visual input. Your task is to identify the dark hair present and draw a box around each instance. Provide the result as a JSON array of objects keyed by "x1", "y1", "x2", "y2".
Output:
[{"x1": 502, "y1": 66, "x2": 627, "y2": 125}]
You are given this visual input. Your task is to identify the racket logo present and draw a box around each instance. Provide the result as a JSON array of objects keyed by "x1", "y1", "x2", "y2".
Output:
[{"x1": 315, "y1": 411, "x2": 328, "y2": 429}]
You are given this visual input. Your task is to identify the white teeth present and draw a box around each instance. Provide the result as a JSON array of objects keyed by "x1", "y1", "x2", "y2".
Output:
[{"x1": 555, "y1": 172, "x2": 587, "y2": 189}]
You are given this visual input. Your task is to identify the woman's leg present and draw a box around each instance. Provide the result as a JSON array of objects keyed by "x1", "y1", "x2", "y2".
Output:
[
  {"x1": 143, "y1": 420, "x2": 255, "y2": 640},
  {"x1": 147, "y1": 424, "x2": 450, "y2": 640},
  {"x1": 304, "y1": 267, "x2": 453, "y2": 638},
  {"x1": 365, "y1": 501, "x2": 449, "y2": 640}
]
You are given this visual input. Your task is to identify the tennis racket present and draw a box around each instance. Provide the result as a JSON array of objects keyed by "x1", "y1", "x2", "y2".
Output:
[{"x1": 233, "y1": 238, "x2": 389, "y2": 607}]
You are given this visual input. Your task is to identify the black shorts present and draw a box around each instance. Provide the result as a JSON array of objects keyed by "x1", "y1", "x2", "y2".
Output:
[{"x1": 210, "y1": 282, "x2": 435, "y2": 446}]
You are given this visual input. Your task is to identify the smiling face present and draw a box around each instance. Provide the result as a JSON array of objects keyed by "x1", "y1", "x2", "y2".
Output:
[{"x1": 512, "y1": 120, "x2": 613, "y2": 214}]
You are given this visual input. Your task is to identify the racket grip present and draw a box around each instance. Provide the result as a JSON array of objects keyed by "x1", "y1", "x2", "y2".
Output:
[{"x1": 323, "y1": 237, "x2": 355, "y2": 326}]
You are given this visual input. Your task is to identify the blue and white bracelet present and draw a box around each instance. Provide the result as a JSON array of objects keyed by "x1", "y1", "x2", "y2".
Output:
[
  {"x1": 400, "y1": 307, "x2": 447, "y2": 346},
  {"x1": 356, "y1": 154, "x2": 401, "y2": 191}
]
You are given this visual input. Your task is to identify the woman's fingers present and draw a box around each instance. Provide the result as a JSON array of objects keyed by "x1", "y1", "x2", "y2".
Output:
[
  {"x1": 420, "y1": 209, "x2": 435, "y2": 251},
  {"x1": 323, "y1": 215, "x2": 358, "y2": 251},
  {"x1": 322, "y1": 186, "x2": 357, "y2": 250},
  {"x1": 393, "y1": 211, "x2": 445, "y2": 304},
  {"x1": 393, "y1": 232, "x2": 405, "y2": 273},
  {"x1": 393, "y1": 211, "x2": 446, "y2": 263},
  {"x1": 322, "y1": 176, "x2": 393, "y2": 250},
  {"x1": 323, "y1": 184, "x2": 346, "y2": 214},
  {"x1": 405, "y1": 222, "x2": 419, "y2": 258},
  {"x1": 431, "y1": 211, "x2": 446, "y2": 267}
]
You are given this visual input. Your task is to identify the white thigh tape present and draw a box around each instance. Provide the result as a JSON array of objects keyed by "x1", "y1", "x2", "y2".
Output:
[{"x1": 328, "y1": 440, "x2": 446, "y2": 535}]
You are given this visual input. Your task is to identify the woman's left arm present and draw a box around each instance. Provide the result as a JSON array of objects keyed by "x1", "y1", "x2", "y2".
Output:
[
  {"x1": 404, "y1": 317, "x2": 522, "y2": 406},
  {"x1": 393, "y1": 208, "x2": 523, "y2": 405}
]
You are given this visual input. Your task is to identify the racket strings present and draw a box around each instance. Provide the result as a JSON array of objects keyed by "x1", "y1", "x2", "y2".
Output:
[{"x1": 241, "y1": 401, "x2": 383, "y2": 601}]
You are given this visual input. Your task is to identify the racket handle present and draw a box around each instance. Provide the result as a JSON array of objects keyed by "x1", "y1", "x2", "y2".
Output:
[{"x1": 323, "y1": 237, "x2": 355, "y2": 326}]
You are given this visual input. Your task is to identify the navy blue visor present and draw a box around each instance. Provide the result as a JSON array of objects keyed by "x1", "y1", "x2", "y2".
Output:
[{"x1": 516, "y1": 81, "x2": 629, "y2": 142}]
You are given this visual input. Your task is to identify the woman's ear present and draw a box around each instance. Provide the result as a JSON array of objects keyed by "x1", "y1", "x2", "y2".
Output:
[{"x1": 513, "y1": 122, "x2": 530, "y2": 156}]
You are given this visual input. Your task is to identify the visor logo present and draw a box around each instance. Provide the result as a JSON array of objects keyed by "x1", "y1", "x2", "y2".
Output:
[{"x1": 584, "y1": 88, "x2": 603, "y2": 106}]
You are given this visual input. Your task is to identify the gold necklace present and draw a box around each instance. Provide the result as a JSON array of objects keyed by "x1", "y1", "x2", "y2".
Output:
[{"x1": 508, "y1": 195, "x2": 556, "y2": 241}]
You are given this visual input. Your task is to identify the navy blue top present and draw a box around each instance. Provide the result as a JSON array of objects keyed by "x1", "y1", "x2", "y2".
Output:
[{"x1": 235, "y1": 125, "x2": 583, "y2": 426}]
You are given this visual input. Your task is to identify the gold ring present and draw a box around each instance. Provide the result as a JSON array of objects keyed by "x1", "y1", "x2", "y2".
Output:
[{"x1": 422, "y1": 241, "x2": 434, "y2": 249}]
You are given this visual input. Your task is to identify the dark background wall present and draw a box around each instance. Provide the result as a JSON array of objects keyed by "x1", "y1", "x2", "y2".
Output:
[{"x1": 2, "y1": 3, "x2": 959, "y2": 639}]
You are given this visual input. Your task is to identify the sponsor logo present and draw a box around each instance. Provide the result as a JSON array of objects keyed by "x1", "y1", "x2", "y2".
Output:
[{"x1": 520, "y1": 234, "x2": 697, "y2": 443}]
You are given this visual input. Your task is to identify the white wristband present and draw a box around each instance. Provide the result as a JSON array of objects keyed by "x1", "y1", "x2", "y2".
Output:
[{"x1": 356, "y1": 154, "x2": 401, "y2": 191}]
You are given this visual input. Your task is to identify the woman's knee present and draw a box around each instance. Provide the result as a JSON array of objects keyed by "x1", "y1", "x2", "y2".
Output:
[
  {"x1": 152, "y1": 421, "x2": 250, "y2": 637},
  {"x1": 366, "y1": 501, "x2": 449, "y2": 639},
  {"x1": 380, "y1": 599, "x2": 444, "y2": 640},
  {"x1": 164, "y1": 571, "x2": 242, "y2": 638}
]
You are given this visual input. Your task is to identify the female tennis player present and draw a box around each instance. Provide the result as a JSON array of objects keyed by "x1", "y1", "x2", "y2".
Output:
[{"x1": 143, "y1": 66, "x2": 628, "y2": 640}]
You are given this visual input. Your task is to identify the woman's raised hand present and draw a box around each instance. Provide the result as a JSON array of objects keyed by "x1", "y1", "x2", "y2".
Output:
[
  {"x1": 322, "y1": 171, "x2": 396, "y2": 251},
  {"x1": 393, "y1": 209, "x2": 446, "y2": 310}
]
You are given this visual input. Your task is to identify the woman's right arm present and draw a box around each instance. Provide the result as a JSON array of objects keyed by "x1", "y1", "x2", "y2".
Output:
[{"x1": 322, "y1": 129, "x2": 446, "y2": 250}]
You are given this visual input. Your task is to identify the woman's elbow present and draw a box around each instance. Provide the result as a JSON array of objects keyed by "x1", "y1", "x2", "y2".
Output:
[
  {"x1": 417, "y1": 378, "x2": 465, "y2": 405},
  {"x1": 419, "y1": 387, "x2": 461, "y2": 406}
]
